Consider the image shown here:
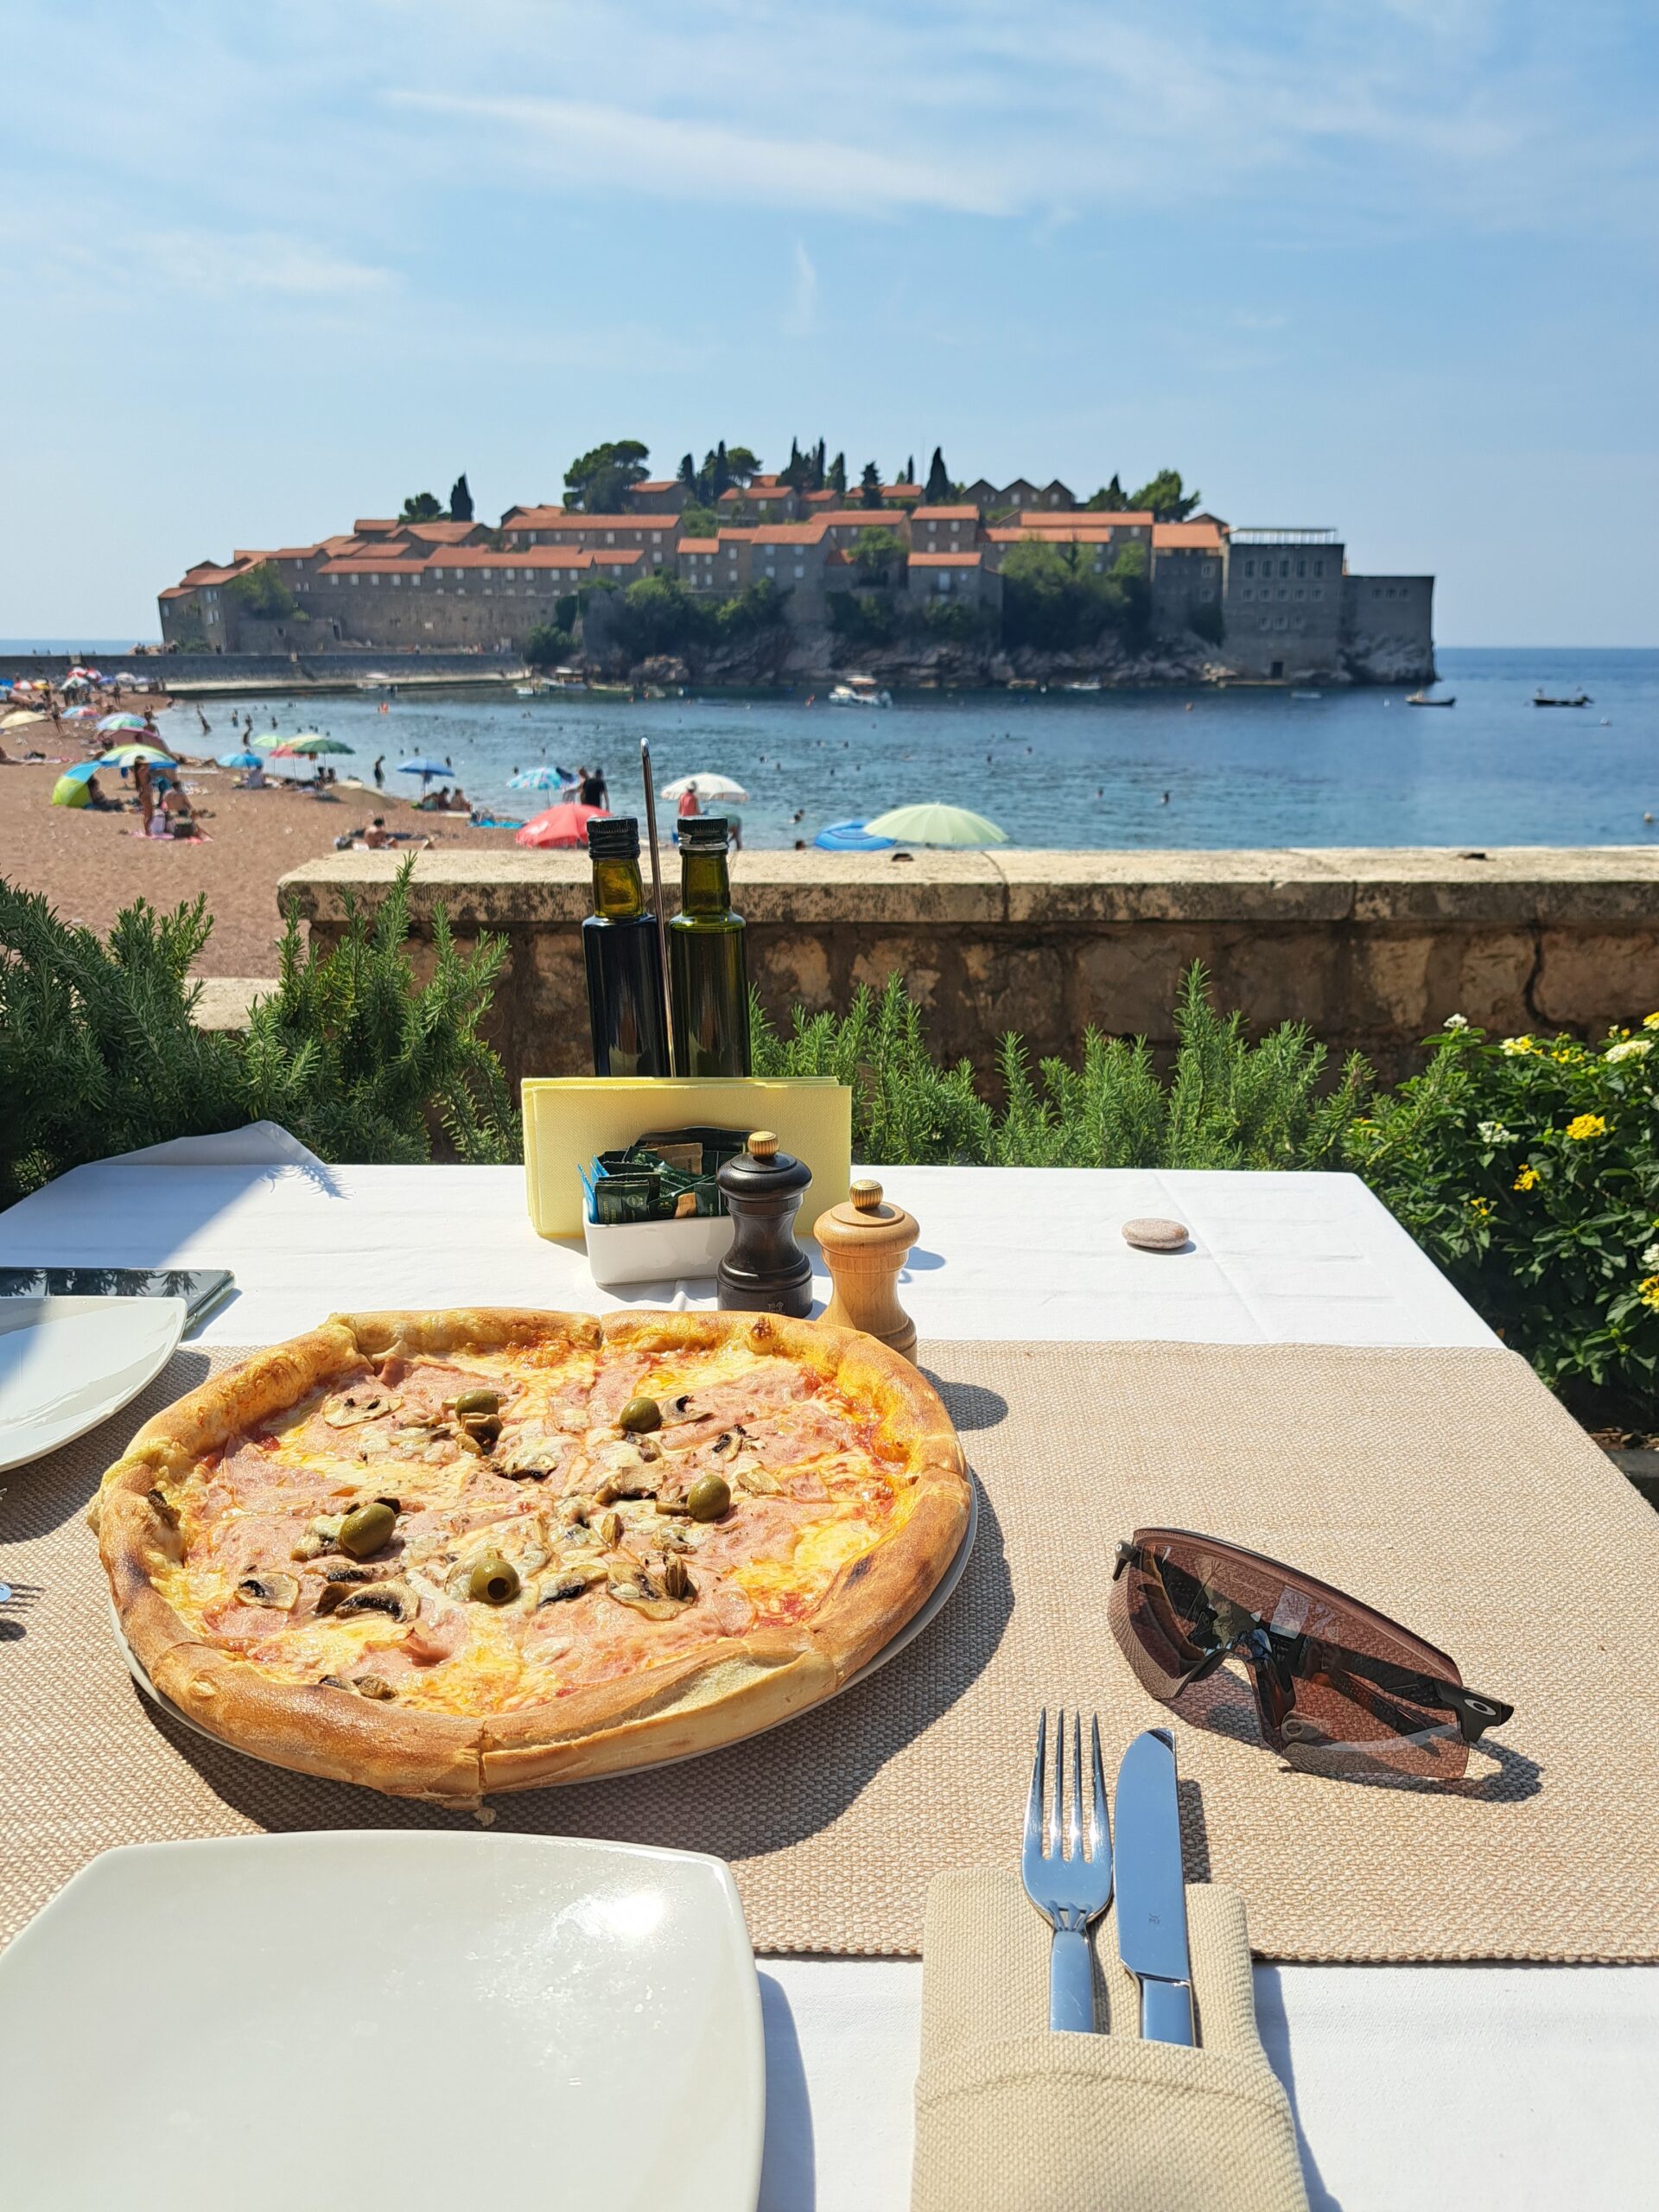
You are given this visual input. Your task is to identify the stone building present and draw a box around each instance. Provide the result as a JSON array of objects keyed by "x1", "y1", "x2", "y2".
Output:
[{"x1": 1222, "y1": 529, "x2": 1347, "y2": 679}]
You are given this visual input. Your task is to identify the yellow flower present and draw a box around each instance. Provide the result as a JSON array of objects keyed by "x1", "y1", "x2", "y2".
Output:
[
  {"x1": 1467, "y1": 1197, "x2": 1494, "y2": 1219},
  {"x1": 1499, "y1": 1035, "x2": 1536, "y2": 1057},
  {"x1": 1644, "y1": 1013, "x2": 1659, "y2": 1031},
  {"x1": 1639, "y1": 1276, "x2": 1659, "y2": 1313},
  {"x1": 1513, "y1": 1164, "x2": 1540, "y2": 1192},
  {"x1": 1566, "y1": 1114, "x2": 1607, "y2": 1141}
]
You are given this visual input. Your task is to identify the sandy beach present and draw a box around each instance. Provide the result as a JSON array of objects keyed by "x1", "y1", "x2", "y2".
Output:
[{"x1": 0, "y1": 725, "x2": 524, "y2": 975}]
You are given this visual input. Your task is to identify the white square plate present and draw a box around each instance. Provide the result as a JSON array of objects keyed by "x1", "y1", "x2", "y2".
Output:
[{"x1": 0, "y1": 1833, "x2": 764, "y2": 2212}]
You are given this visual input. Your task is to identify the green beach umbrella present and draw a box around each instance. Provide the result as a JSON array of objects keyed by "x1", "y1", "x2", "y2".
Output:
[
  {"x1": 861, "y1": 803, "x2": 1009, "y2": 848},
  {"x1": 99, "y1": 743, "x2": 175, "y2": 767},
  {"x1": 50, "y1": 774, "x2": 91, "y2": 808}
]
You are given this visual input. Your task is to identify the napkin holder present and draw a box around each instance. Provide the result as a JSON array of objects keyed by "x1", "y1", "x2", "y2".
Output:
[{"x1": 524, "y1": 1076, "x2": 851, "y2": 1242}]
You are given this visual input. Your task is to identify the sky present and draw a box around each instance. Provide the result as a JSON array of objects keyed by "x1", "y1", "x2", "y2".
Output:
[{"x1": 3, "y1": 1, "x2": 1656, "y2": 645}]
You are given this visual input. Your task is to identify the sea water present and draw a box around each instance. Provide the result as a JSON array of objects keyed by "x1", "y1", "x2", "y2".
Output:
[{"x1": 207, "y1": 647, "x2": 1659, "y2": 851}]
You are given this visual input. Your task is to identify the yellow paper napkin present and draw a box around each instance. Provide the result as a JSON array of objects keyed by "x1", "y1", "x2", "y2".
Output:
[{"x1": 912, "y1": 1868, "x2": 1309, "y2": 2212}]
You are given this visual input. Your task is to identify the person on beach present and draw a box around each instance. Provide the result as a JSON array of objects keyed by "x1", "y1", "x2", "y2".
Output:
[
  {"x1": 580, "y1": 766, "x2": 608, "y2": 808},
  {"x1": 677, "y1": 784, "x2": 700, "y2": 824},
  {"x1": 162, "y1": 786, "x2": 199, "y2": 838},
  {"x1": 373, "y1": 755, "x2": 385, "y2": 790},
  {"x1": 364, "y1": 817, "x2": 391, "y2": 849},
  {"x1": 132, "y1": 756, "x2": 155, "y2": 833}
]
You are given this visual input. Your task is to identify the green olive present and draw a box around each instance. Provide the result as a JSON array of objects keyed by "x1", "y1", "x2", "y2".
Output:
[
  {"x1": 618, "y1": 1395, "x2": 662, "y2": 1434},
  {"x1": 467, "y1": 1549, "x2": 521, "y2": 1605},
  {"x1": 687, "y1": 1472, "x2": 730, "y2": 1522},
  {"x1": 337, "y1": 1501, "x2": 397, "y2": 1559},
  {"x1": 454, "y1": 1388, "x2": 501, "y2": 1417}
]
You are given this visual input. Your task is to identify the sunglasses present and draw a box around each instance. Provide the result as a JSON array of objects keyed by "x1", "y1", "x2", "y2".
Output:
[{"x1": 1110, "y1": 1528, "x2": 1513, "y2": 1781}]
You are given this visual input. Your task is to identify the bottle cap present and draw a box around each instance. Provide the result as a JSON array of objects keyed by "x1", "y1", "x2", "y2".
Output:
[
  {"x1": 586, "y1": 816, "x2": 639, "y2": 860},
  {"x1": 679, "y1": 815, "x2": 730, "y2": 850}
]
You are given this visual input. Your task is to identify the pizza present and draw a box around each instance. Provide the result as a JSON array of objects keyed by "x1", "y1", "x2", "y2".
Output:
[{"x1": 91, "y1": 1307, "x2": 969, "y2": 1800}]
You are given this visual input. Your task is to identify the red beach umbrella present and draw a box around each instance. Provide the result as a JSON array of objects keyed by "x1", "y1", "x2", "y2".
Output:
[{"x1": 514, "y1": 802, "x2": 611, "y2": 849}]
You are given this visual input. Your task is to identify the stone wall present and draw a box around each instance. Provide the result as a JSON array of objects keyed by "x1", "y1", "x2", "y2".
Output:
[{"x1": 277, "y1": 848, "x2": 1659, "y2": 1090}]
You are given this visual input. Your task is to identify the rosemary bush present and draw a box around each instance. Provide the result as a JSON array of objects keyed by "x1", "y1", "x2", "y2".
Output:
[
  {"x1": 0, "y1": 861, "x2": 518, "y2": 1206},
  {"x1": 750, "y1": 964, "x2": 1368, "y2": 1171}
]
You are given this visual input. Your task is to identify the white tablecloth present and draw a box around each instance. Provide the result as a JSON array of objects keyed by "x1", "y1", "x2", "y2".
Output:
[{"x1": 3, "y1": 1142, "x2": 1652, "y2": 2212}]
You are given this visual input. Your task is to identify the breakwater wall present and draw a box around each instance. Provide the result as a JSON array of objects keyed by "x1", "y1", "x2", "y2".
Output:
[
  {"x1": 0, "y1": 651, "x2": 523, "y2": 691},
  {"x1": 278, "y1": 848, "x2": 1659, "y2": 1088}
]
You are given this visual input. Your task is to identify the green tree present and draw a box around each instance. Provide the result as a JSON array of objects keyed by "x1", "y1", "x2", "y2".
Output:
[
  {"x1": 859, "y1": 461, "x2": 884, "y2": 509},
  {"x1": 725, "y1": 445, "x2": 760, "y2": 484},
  {"x1": 563, "y1": 439, "x2": 650, "y2": 513},
  {"x1": 715, "y1": 579, "x2": 790, "y2": 639},
  {"x1": 849, "y1": 526, "x2": 906, "y2": 584},
  {"x1": 829, "y1": 451, "x2": 847, "y2": 495},
  {"x1": 906, "y1": 456, "x2": 916, "y2": 484},
  {"x1": 1128, "y1": 468, "x2": 1201, "y2": 521},
  {"x1": 227, "y1": 563, "x2": 297, "y2": 621},
  {"x1": 710, "y1": 442, "x2": 731, "y2": 499},
  {"x1": 614, "y1": 574, "x2": 713, "y2": 659},
  {"x1": 680, "y1": 504, "x2": 721, "y2": 538},
  {"x1": 677, "y1": 452, "x2": 698, "y2": 496},
  {"x1": 999, "y1": 538, "x2": 1149, "y2": 652},
  {"x1": 924, "y1": 447, "x2": 951, "y2": 503},
  {"x1": 783, "y1": 435, "x2": 805, "y2": 490},
  {"x1": 827, "y1": 591, "x2": 895, "y2": 649},
  {"x1": 523, "y1": 622, "x2": 575, "y2": 669},
  {"x1": 400, "y1": 492, "x2": 443, "y2": 522},
  {"x1": 1085, "y1": 475, "x2": 1128, "y2": 512},
  {"x1": 448, "y1": 474, "x2": 474, "y2": 522}
]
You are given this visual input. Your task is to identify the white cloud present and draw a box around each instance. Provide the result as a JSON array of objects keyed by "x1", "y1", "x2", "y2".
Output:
[
  {"x1": 133, "y1": 232, "x2": 396, "y2": 298},
  {"x1": 385, "y1": 90, "x2": 1011, "y2": 215},
  {"x1": 787, "y1": 240, "x2": 818, "y2": 335}
]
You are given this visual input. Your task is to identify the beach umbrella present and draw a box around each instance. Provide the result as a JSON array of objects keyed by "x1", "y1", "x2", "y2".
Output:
[
  {"x1": 273, "y1": 734, "x2": 353, "y2": 756},
  {"x1": 514, "y1": 802, "x2": 611, "y2": 850},
  {"x1": 814, "y1": 818, "x2": 896, "y2": 852},
  {"x1": 59, "y1": 758, "x2": 102, "y2": 785},
  {"x1": 861, "y1": 803, "x2": 1009, "y2": 848},
  {"x1": 397, "y1": 755, "x2": 454, "y2": 785},
  {"x1": 217, "y1": 750, "x2": 265, "y2": 769},
  {"x1": 98, "y1": 711, "x2": 149, "y2": 733},
  {"x1": 2, "y1": 709, "x2": 46, "y2": 729},
  {"x1": 50, "y1": 774, "x2": 91, "y2": 809},
  {"x1": 507, "y1": 764, "x2": 576, "y2": 791},
  {"x1": 662, "y1": 772, "x2": 751, "y2": 803},
  {"x1": 249, "y1": 732, "x2": 290, "y2": 751},
  {"x1": 61, "y1": 704, "x2": 99, "y2": 722},
  {"x1": 99, "y1": 743, "x2": 175, "y2": 767}
]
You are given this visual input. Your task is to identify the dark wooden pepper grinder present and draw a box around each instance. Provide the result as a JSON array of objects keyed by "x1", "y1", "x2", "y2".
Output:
[{"x1": 716, "y1": 1130, "x2": 814, "y2": 1318}]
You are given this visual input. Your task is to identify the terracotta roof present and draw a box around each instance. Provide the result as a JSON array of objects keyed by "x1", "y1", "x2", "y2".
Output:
[
  {"x1": 264, "y1": 545, "x2": 327, "y2": 561},
  {"x1": 404, "y1": 520, "x2": 480, "y2": 543},
  {"x1": 801, "y1": 489, "x2": 840, "y2": 505},
  {"x1": 880, "y1": 484, "x2": 922, "y2": 500},
  {"x1": 912, "y1": 506, "x2": 979, "y2": 522},
  {"x1": 352, "y1": 518, "x2": 401, "y2": 534},
  {"x1": 678, "y1": 539, "x2": 719, "y2": 555},
  {"x1": 588, "y1": 547, "x2": 647, "y2": 567},
  {"x1": 506, "y1": 512, "x2": 670, "y2": 533},
  {"x1": 632, "y1": 480, "x2": 676, "y2": 493},
  {"x1": 817, "y1": 511, "x2": 902, "y2": 529},
  {"x1": 909, "y1": 550, "x2": 985, "y2": 568},
  {"x1": 718, "y1": 486, "x2": 795, "y2": 505},
  {"x1": 716, "y1": 529, "x2": 755, "y2": 545},
  {"x1": 1017, "y1": 509, "x2": 1153, "y2": 530},
  {"x1": 1151, "y1": 522, "x2": 1224, "y2": 550},
  {"x1": 178, "y1": 562, "x2": 252, "y2": 586},
  {"x1": 752, "y1": 521, "x2": 830, "y2": 545}
]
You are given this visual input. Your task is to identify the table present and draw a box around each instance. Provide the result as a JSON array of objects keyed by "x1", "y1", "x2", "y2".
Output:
[{"x1": 3, "y1": 1133, "x2": 1653, "y2": 2212}]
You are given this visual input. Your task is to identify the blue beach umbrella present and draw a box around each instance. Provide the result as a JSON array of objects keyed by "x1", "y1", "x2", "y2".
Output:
[
  {"x1": 218, "y1": 750, "x2": 264, "y2": 769},
  {"x1": 814, "y1": 818, "x2": 896, "y2": 852},
  {"x1": 97, "y1": 711, "x2": 149, "y2": 734},
  {"x1": 508, "y1": 764, "x2": 576, "y2": 791},
  {"x1": 59, "y1": 758, "x2": 103, "y2": 784},
  {"x1": 397, "y1": 756, "x2": 453, "y2": 785}
]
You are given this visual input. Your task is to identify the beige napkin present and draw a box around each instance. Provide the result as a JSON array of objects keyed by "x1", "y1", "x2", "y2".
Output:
[{"x1": 912, "y1": 1869, "x2": 1309, "y2": 2212}]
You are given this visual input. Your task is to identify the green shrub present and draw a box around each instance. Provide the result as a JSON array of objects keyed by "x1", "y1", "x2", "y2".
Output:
[
  {"x1": 227, "y1": 563, "x2": 297, "y2": 621},
  {"x1": 827, "y1": 590, "x2": 895, "y2": 649},
  {"x1": 911, "y1": 596, "x2": 997, "y2": 645},
  {"x1": 523, "y1": 622, "x2": 575, "y2": 669},
  {"x1": 0, "y1": 861, "x2": 518, "y2": 1205},
  {"x1": 1345, "y1": 1016, "x2": 1659, "y2": 1408}
]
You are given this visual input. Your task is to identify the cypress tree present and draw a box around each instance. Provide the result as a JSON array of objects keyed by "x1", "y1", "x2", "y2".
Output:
[
  {"x1": 859, "y1": 461, "x2": 883, "y2": 509},
  {"x1": 829, "y1": 451, "x2": 847, "y2": 495},
  {"x1": 925, "y1": 447, "x2": 950, "y2": 503},
  {"x1": 448, "y1": 474, "x2": 474, "y2": 521}
]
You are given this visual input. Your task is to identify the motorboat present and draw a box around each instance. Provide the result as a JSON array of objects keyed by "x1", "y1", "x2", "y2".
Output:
[
  {"x1": 1064, "y1": 677, "x2": 1102, "y2": 692},
  {"x1": 828, "y1": 675, "x2": 893, "y2": 708},
  {"x1": 1533, "y1": 688, "x2": 1591, "y2": 706},
  {"x1": 1407, "y1": 691, "x2": 1456, "y2": 707}
]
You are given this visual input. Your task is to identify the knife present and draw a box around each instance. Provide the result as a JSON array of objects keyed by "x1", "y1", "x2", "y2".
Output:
[{"x1": 1113, "y1": 1727, "x2": 1196, "y2": 2045}]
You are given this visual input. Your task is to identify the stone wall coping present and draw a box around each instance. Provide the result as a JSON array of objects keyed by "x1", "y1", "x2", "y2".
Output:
[{"x1": 280, "y1": 847, "x2": 1659, "y2": 930}]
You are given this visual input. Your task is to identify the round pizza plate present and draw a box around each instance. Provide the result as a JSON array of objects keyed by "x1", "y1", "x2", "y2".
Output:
[{"x1": 108, "y1": 1472, "x2": 981, "y2": 1789}]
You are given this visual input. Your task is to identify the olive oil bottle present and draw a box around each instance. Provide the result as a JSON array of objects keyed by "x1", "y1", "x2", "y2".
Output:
[
  {"x1": 669, "y1": 816, "x2": 751, "y2": 1077},
  {"x1": 582, "y1": 816, "x2": 671, "y2": 1077}
]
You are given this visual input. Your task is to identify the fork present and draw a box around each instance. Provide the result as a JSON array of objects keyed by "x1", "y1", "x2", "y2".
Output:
[{"x1": 1020, "y1": 1709, "x2": 1112, "y2": 2033}]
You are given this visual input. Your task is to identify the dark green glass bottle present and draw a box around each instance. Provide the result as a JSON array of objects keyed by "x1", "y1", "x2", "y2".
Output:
[
  {"x1": 582, "y1": 816, "x2": 670, "y2": 1077},
  {"x1": 669, "y1": 816, "x2": 751, "y2": 1077}
]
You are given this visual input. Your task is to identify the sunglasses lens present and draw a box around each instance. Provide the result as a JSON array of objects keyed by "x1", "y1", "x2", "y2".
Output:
[{"x1": 1116, "y1": 1536, "x2": 1472, "y2": 1780}]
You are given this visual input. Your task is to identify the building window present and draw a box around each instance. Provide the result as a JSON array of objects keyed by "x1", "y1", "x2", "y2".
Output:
[
  {"x1": 794, "y1": 563, "x2": 804, "y2": 578},
  {"x1": 351, "y1": 575, "x2": 359, "y2": 587},
  {"x1": 391, "y1": 573, "x2": 401, "y2": 585},
  {"x1": 1312, "y1": 587, "x2": 1321, "y2": 601},
  {"x1": 331, "y1": 575, "x2": 339, "y2": 587},
  {"x1": 1296, "y1": 558, "x2": 1306, "y2": 578},
  {"x1": 605, "y1": 532, "x2": 615, "y2": 544},
  {"x1": 1313, "y1": 560, "x2": 1324, "y2": 577},
  {"x1": 1242, "y1": 587, "x2": 1254, "y2": 601},
  {"x1": 1260, "y1": 617, "x2": 1271, "y2": 632},
  {"x1": 1294, "y1": 587, "x2": 1303, "y2": 600},
  {"x1": 1244, "y1": 559, "x2": 1255, "y2": 578}
]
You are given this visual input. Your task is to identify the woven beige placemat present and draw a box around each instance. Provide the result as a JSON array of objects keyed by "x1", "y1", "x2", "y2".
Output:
[{"x1": 3, "y1": 1340, "x2": 1656, "y2": 1962}]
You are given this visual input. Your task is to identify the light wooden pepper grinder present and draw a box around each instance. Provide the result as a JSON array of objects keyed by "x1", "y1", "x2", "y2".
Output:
[{"x1": 813, "y1": 1178, "x2": 919, "y2": 1363}]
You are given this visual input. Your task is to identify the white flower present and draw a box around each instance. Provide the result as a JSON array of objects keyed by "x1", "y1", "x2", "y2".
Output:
[
  {"x1": 1445, "y1": 1014, "x2": 1470, "y2": 1031},
  {"x1": 1500, "y1": 1036, "x2": 1535, "y2": 1057},
  {"x1": 1643, "y1": 1243, "x2": 1659, "y2": 1270},
  {"x1": 1605, "y1": 1038, "x2": 1652, "y2": 1065},
  {"x1": 1477, "y1": 1122, "x2": 1515, "y2": 1144}
]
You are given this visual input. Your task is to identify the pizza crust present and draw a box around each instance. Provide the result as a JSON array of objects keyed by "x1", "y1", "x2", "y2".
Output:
[{"x1": 94, "y1": 1307, "x2": 969, "y2": 1801}]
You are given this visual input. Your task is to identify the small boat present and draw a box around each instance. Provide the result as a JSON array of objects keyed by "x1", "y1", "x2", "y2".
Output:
[
  {"x1": 1407, "y1": 691, "x2": 1456, "y2": 707},
  {"x1": 586, "y1": 682, "x2": 632, "y2": 701},
  {"x1": 1064, "y1": 678, "x2": 1102, "y2": 693},
  {"x1": 1532, "y1": 688, "x2": 1591, "y2": 707},
  {"x1": 1290, "y1": 690, "x2": 1323, "y2": 701},
  {"x1": 828, "y1": 675, "x2": 892, "y2": 709}
]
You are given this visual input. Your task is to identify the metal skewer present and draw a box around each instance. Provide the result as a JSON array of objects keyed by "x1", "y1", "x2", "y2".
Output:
[{"x1": 640, "y1": 735, "x2": 676, "y2": 1075}]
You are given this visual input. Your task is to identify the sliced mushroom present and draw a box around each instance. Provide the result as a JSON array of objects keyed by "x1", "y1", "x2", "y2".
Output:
[
  {"x1": 146, "y1": 1486, "x2": 180, "y2": 1529},
  {"x1": 734, "y1": 1466, "x2": 780, "y2": 1497},
  {"x1": 353, "y1": 1674, "x2": 397, "y2": 1701},
  {"x1": 236, "y1": 1571, "x2": 299, "y2": 1609},
  {"x1": 330, "y1": 1580, "x2": 419, "y2": 1624},
  {"x1": 537, "y1": 1562, "x2": 607, "y2": 1606},
  {"x1": 322, "y1": 1389, "x2": 403, "y2": 1430},
  {"x1": 606, "y1": 1559, "x2": 696, "y2": 1620},
  {"x1": 710, "y1": 1427, "x2": 746, "y2": 1459}
]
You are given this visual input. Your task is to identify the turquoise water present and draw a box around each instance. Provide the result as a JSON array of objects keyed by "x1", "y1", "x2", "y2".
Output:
[{"x1": 210, "y1": 647, "x2": 1659, "y2": 850}]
